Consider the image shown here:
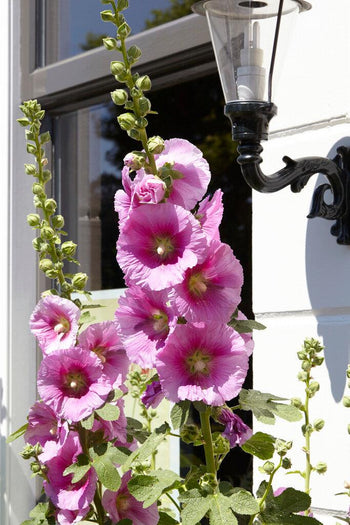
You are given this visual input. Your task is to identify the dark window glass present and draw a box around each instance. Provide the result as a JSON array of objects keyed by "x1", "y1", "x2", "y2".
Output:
[{"x1": 38, "y1": 0, "x2": 193, "y2": 65}]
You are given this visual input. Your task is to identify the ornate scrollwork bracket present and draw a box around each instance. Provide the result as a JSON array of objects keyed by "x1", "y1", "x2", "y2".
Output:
[{"x1": 225, "y1": 101, "x2": 350, "y2": 245}]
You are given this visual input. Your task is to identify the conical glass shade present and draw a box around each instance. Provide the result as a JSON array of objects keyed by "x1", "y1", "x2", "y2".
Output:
[{"x1": 192, "y1": 0, "x2": 311, "y2": 103}]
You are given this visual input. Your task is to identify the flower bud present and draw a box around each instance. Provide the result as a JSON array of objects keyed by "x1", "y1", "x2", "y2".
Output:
[
  {"x1": 262, "y1": 461, "x2": 275, "y2": 474},
  {"x1": 297, "y1": 371, "x2": 308, "y2": 382},
  {"x1": 147, "y1": 136, "x2": 165, "y2": 155},
  {"x1": 32, "y1": 183, "x2": 44, "y2": 196},
  {"x1": 212, "y1": 432, "x2": 230, "y2": 456},
  {"x1": 312, "y1": 356, "x2": 324, "y2": 366},
  {"x1": 127, "y1": 45, "x2": 142, "y2": 64},
  {"x1": 313, "y1": 418, "x2": 325, "y2": 431},
  {"x1": 291, "y1": 397, "x2": 303, "y2": 409},
  {"x1": 103, "y1": 37, "x2": 118, "y2": 50},
  {"x1": 301, "y1": 360, "x2": 312, "y2": 372},
  {"x1": 72, "y1": 272, "x2": 88, "y2": 290},
  {"x1": 24, "y1": 163, "x2": 37, "y2": 175},
  {"x1": 297, "y1": 350, "x2": 308, "y2": 360},
  {"x1": 117, "y1": 113, "x2": 137, "y2": 131},
  {"x1": 45, "y1": 268, "x2": 59, "y2": 279},
  {"x1": 41, "y1": 226, "x2": 55, "y2": 240},
  {"x1": 39, "y1": 259, "x2": 54, "y2": 272},
  {"x1": 138, "y1": 97, "x2": 151, "y2": 116},
  {"x1": 348, "y1": 424, "x2": 350, "y2": 435},
  {"x1": 100, "y1": 9, "x2": 115, "y2": 22},
  {"x1": 346, "y1": 365, "x2": 350, "y2": 379},
  {"x1": 308, "y1": 381, "x2": 320, "y2": 396},
  {"x1": 17, "y1": 117, "x2": 30, "y2": 127},
  {"x1": 180, "y1": 424, "x2": 202, "y2": 444},
  {"x1": 30, "y1": 461, "x2": 42, "y2": 475},
  {"x1": 20, "y1": 444, "x2": 35, "y2": 460},
  {"x1": 282, "y1": 457, "x2": 292, "y2": 469},
  {"x1": 111, "y1": 89, "x2": 128, "y2": 106},
  {"x1": 302, "y1": 423, "x2": 313, "y2": 436},
  {"x1": 199, "y1": 473, "x2": 218, "y2": 494},
  {"x1": 136, "y1": 75, "x2": 152, "y2": 91},
  {"x1": 124, "y1": 151, "x2": 146, "y2": 170},
  {"x1": 117, "y1": 0, "x2": 129, "y2": 10},
  {"x1": 343, "y1": 396, "x2": 350, "y2": 408},
  {"x1": 51, "y1": 215, "x2": 64, "y2": 229},
  {"x1": 315, "y1": 462, "x2": 327, "y2": 474},
  {"x1": 44, "y1": 198, "x2": 57, "y2": 214},
  {"x1": 27, "y1": 214, "x2": 41, "y2": 227},
  {"x1": 118, "y1": 22, "x2": 131, "y2": 39},
  {"x1": 61, "y1": 241, "x2": 77, "y2": 257},
  {"x1": 110, "y1": 61, "x2": 126, "y2": 77},
  {"x1": 127, "y1": 128, "x2": 141, "y2": 141}
]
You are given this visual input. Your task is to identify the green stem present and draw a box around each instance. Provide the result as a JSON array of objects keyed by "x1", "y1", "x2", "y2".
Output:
[
  {"x1": 166, "y1": 491, "x2": 182, "y2": 513},
  {"x1": 94, "y1": 482, "x2": 106, "y2": 525},
  {"x1": 248, "y1": 458, "x2": 283, "y2": 525},
  {"x1": 199, "y1": 408, "x2": 216, "y2": 476},
  {"x1": 304, "y1": 373, "x2": 312, "y2": 510}
]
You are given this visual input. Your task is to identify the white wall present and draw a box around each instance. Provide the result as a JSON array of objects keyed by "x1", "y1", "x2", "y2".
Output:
[
  {"x1": 0, "y1": 1, "x2": 38, "y2": 523},
  {"x1": 253, "y1": 0, "x2": 350, "y2": 520}
]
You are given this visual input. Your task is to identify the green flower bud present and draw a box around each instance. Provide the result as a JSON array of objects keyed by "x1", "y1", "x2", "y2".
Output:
[
  {"x1": 110, "y1": 61, "x2": 126, "y2": 77},
  {"x1": 127, "y1": 45, "x2": 142, "y2": 62},
  {"x1": 147, "y1": 136, "x2": 165, "y2": 155},
  {"x1": 30, "y1": 461, "x2": 42, "y2": 475},
  {"x1": 27, "y1": 214, "x2": 41, "y2": 228},
  {"x1": 124, "y1": 151, "x2": 147, "y2": 170},
  {"x1": 40, "y1": 131, "x2": 51, "y2": 144},
  {"x1": 212, "y1": 432, "x2": 230, "y2": 456},
  {"x1": 21, "y1": 444, "x2": 36, "y2": 459},
  {"x1": 135, "y1": 117, "x2": 148, "y2": 129},
  {"x1": 347, "y1": 424, "x2": 350, "y2": 435},
  {"x1": 51, "y1": 215, "x2": 65, "y2": 229},
  {"x1": 302, "y1": 423, "x2": 313, "y2": 436},
  {"x1": 117, "y1": 113, "x2": 137, "y2": 131},
  {"x1": 44, "y1": 198, "x2": 57, "y2": 214},
  {"x1": 301, "y1": 360, "x2": 312, "y2": 372},
  {"x1": 72, "y1": 272, "x2": 88, "y2": 290},
  {"x1": 32, "y1": 183, "x2": 44, "y2": 196},
  {"x1": 41, "y1": 226, "x2": 55, "y2": 240},
  {"x1": 313, "y1": 418, "x2": 325, "y2": 431},
  {"x1": 138, "y1": 97, "x2": 151, "y2": 116},
  {"x1": 262, "y1": 461, "x2": 275, "y2": 474},
  {"x1": 343, "y1": 396, "x2": 350, "y2": 408},
  {"x1": 346, "y1": 365, "x2": 350, "y2": 379},
  {"x1": 42, "y1": 169, "x2": 52, "y2": 182},
  {"x1": 298, "y1": 371, "x2": 308, "y2": 382},
  {"x1": 103, "y1": 37, "x2": 118, "y2": 50},
  {"x1": 282, "y1": 457, "x2": 292, "y2": 469},
  {"x1": 61, "y1": 281, "x2": 73, "y2": 293},
  {"x1": 61, "y1": 241, "x2": 77, "y2": 257},
  {"x1": 297, "y1": 350, "x2": 308, "y2": 360},
  {"x1": 315, "y1": 461, "x2": 327, "y2": 474},
  {"x1": 117, "y1": 0, "x2": 129, "y2": 10},
  {"x1": 39, "y1": 259, "x2": 54, "y2": 272},
  {"x1": 180, "y1": 424, "x2": 202, "y2": 444},
  {"x1": 312, "y1": 356, "x2": 324, "y2": 366},
  {"x1": 127, "y1": 128, "x2": 141, "y2": 141},
  {"x1": 199, "y1": 473, "x2": 218, "y2": 494},
  {"x1": 117, "y1": 22, "x2": 131, "y2": 39},
  {"x1": 111, "y1": 89, "x2": 128, "y2": 106},
  {"x1": 136, "y1": 75, "x2": 152, "y2": 91},
  {"x1": 291, "y1": 397, "x2": 304, "y2": 409},
  {"x1": 45, "y1": 268, "x2": 59, "y2": 279},
  {"x1": 26, "y1": 143, "x2": 37, "y2": 155},
  {"x1": 308, "y1": 381, "x2": 320, "y2": 396},
  {"x1": 24, "y1": 163, "x2": 37, "y2": 175},
  {"x1": 275, "y1": 439, "x2": 292, "y2": 456},
  {"x1": 17, "y1": 117, "x2": 30, "y2": 127},
  {"x1": 100, "y1": 9, "x2": 115, "y2": 23}
]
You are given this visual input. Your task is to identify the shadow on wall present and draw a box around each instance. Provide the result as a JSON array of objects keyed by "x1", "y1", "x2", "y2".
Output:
[{"x1": 306, "y1": 137, "x2": 350, "y2": 402}]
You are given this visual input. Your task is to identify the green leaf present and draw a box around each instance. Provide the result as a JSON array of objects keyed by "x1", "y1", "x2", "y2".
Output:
[
  {"x1": 209, "y1": 493, "x2": 238, "y2": 525},
  {"x1": 170, "y1": 400, "x2": 190, "y2": 430},
  {"x1": 63, "y1": 454, "x2": 91, "y2": 483},
  {"x1": 242, "y1": 432, "x2": 276, "y2": 460},
  {"x1": 157, "y1": 511, "x2": 180, "y2": 524},
  {"x1": 7, "y1": 423, "x2": 28, "y2": 443},
  {"x1": 179, "y1": 490, "x2": 211, "y2": 525},
  {"x1": 95, "y1": 403, "x2": 120, "y2": 421},
  {"x1": 260, "y1": 487, "x2": 323, "y2": 524},
  {"x1": 229, "y1": 318, "x2": 266, "y2": 333},
  {"x1": 81, "y1": 412, "x2": 95, "y2": 430},
  {"x1": 239, "y1": 389, "x2": 302, "y2": 424},
  {"x1": 90, "y1": 443, "x2": 121, "y2": 490},
  {"x1": 229, "y1": 488, "x2": 260, "y2": 515},
  {"x1": 128, "y1": 469, "x2": 182, "y2": 507},
  {"x1": 124, "y1": 422, "x2": 170, "y2": 470},
  {"x1": 126, "y1": 416, "x2": 149, "y2": 443}
]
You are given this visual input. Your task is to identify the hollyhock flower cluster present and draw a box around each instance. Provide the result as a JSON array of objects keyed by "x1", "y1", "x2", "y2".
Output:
[{"x1": 115, "y1": 137, "x2": 253, "y2": 450}]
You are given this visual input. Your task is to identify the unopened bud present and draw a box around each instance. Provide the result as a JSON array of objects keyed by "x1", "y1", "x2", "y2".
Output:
[
  {"x1": 282, "y1": 457, "x2": 292, "y2": 469},
  {"x1": 24, "y1": 163, "x2": 37, "y2": 175},
  {"x1": 72, "y1": 272, "x2": 88, "y2": 290},
  {"x1": 147, "y1": 136, "x2": 165, "y2": 155},
  {"x1": 313, "y1": 418, "x2": 325, "y2": 431},
  {"x1": 51, "y1": 215, "x2": 64, "y2": 229},
  {"x1": 312, "y1": 356, "x2": 324, "y2": 366},
  {"x1": 138, "y1": 97, "x2": 151, "y2": 116},
  {"x1": 110, "y1": 61, "x2": 126, "y2": 77},
  {"x1": 39, "y1": 259, "x2": 53, "y2": 272},
  {"x1": 44, "y1": 198, "x2": 57, "y2": 214},
  {"x1": 262, "y1": 461, "x2": 275, "y2": 474},
  {"x1": 343, "y1": 396, "x2": 350, "y2": 408},
  {"x1": 32, "y1": 183, "x2": 44, "y2": 196},
  {"x1": 212, "y1": 432, "x2": 230, "y2": 455},
  {"x1": 291, "y1": 397, "x2": 303, "y2": 409},
  {"x1": 117, "y1": 113, "x2": 137, "y2": 131},
  {"x1": 315, "y1": 462, "x2": 327, "y2": 474},
  {"x1": 297, "y1": 350, "x2": 308, "y2": 360},
  {"x1": 127, "y1": 45, "x2": 142, "y2": 63},
  {"x1": 127, "y1": 128, "x2": 141, "y2": 141},
  {"x1": 302, "y1": 360, "x2": 312, "y2": 372},
  {"x1": 136, "y1": 75, "x2": 152, "y2": 91},
  {"x1": 103, "y1": 37, "x2": 118, "y2": 50},
  {"x1": 308, "y1": 381, "x2": 320, "y2": 396},
  {"x1": 298, "y1": 371, "x2": 308, "y2": 382},
  {"x1": 21, "y1": 444, "x2": 35, "y2": 460},
  {"x1": 41, "y1": 226, "x2": 55, "y2": 240},
  {"x1": 100, "y1": 9, "x2": 115, "y2": 22},
  {"x1": 61, "y1": 241, "x2": 77, "y2": 257},
  {"x1": 118, "y1": 22, "x2": 131, "y2": 39},
  {"x1": 27, "y1": 214, "x2": 41, "y2": 227},
  {"x1": 30, "y1": 461, "x2": 42, "y2": 474},
  {"x1": 180, "y1": 424, "x2": 202, "y2": 444},
  {"x1": 124, "y1": 151, "x2": 146, "y2": 170},
  {"x1": 111, "y1": 89, "x2": 128, "y2": 106}
]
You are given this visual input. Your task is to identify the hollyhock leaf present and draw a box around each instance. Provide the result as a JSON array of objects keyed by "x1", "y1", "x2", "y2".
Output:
[
  {"x1": 81, "y1": 412, "x2": 95, "y2": 430},
  {"x1": 228, "y1": 488, "x2": 260, "y2": 515},
  {"x1": 242, "y1": 432, "x2": 276, "y2": 460},
  {"x1": 124, "y1": 422, "x2": 170, "y2": 470},
  {"x1": 179, "y1": 490, "x2": 211, "y2": 525},
  {"x1": 229, "y1": 318, "x2": 266, "y2": 334},
  {"x1": 272, "y1": 403, "x2": 303, "y2": 422},
  {"x1": 260, "y1": 488, "x2": 322, "y2": 524},
  {"x1": 239, "y1": 389, "x2": 298, "y2": 424},
  {"x1": 90, "y1": 442, "x2": 122, "y2": 490},
  {"x1": 95, "y1": 403, "x2": 120, "y2": 422},
  {"x1": 126, "y1": 416, "x2": 149, "y2": 443},
  {"x1": 170, "y1": 401, "x2": 191, "y2": 430},
  {"x1": 208, "y1": 493, "x2": 238, "y2": 525},
  {"x1": 157, "y1": 511, "x2": 179, "y2": 524},
  {"x1": 185, "y1": 465, "x2": 207, "y2": 490},
  {"x1": 6, "y1": 423, "x2": 28, "y2": 443},
  {"x1": 128, "y1": 469, "x2": 182, "y2": 507},
  {"x1": 63, "y1": 462, "x2": 91, "y2": 484}
]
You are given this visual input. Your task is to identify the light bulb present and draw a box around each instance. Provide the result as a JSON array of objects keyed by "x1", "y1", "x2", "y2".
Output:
[{"x1": 237, "y1": 21, "x2": 266, "y2": 100}]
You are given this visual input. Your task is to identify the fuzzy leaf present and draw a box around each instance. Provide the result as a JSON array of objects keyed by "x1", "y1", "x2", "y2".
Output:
[
  {"x1": 242, "y1": 432, "x2": 276, "y2": 460},
  {"x1": 128, "y1": 469, "x2": 182, "y2": 507},
  {"x1": 81, "y1": 412, "x2": 94, "y2": 430},
  {"x1": 158, "y1": 511, "x2": 180, "y2": 524},
  {"x1": 7, "y1": 423, "x2": 28, "y2": 443},
  {"x1": 95, "y1": 403, "x2": 120, "y2": 422},
  {"x1": 90, "y1": 443, "x2": 121, "y2": 491},
  {"x1": 63, "y1": 456, "x2": 91, "y2": 483},
  {"x1": 209, "y1": 493, "x2": 238, "y2": 525},
  {"x1": 124, "y1": 422, "x2": 170, "y2": 470},
  {"x1": 239, "y1": 389, "x2": 302, "y2": 424},
  {"x1": 229, "y1": 318, "x2": 266, "y2": 333},
  {"x1": 260, "y1": 487, "x2": 322, "y2": 525},
  {"x1": 229, "y1": 488, "x2": 260, "y2": 515},
  {"x1": 170, "y1": 400, "x2": 190, "y2": 430},
  {"x1": 180, "y1": 490, "x2": 211, "y2": 525}
]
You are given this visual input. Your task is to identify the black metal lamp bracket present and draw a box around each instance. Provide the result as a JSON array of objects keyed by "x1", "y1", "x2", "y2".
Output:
[{"x1": 225, "y1": 101, "x2": 350, "y2": 245}]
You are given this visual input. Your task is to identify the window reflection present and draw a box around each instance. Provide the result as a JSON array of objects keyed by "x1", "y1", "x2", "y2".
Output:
[{"x1": 39, "y1": 0, "x2": 193, "y2": 65}]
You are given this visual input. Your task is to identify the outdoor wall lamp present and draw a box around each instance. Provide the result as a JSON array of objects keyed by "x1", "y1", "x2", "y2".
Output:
[{"x1": 192, "y1": 0, "x2": 350, "y2": 245}]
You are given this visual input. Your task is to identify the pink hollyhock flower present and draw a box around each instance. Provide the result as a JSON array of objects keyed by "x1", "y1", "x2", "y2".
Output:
[
  {"x1": 173, "y1": 240, "x2": 243, "y2": 323},
  {"x1": 156, "y1": 322, "x2": 249, "y2": 406},
  {"x1": 154, "y1": 138, "x2": 211, "y2": 210},
  {"x1": 141, "y1": 380, "x2": 165, "y2": 409},
  {"x1": 56, "y1": 507, "x2": 90, "y2": 525},
  {"x1": 134, "y1": 174, "x2": 166, "y2": 204},
  {"x1": 30, "y1": 295, "x2": 80, "y2": 355},
  {"x1": 37, "y1": 347, "x2": 112, "y2": 422},
  {"x1": 196, "y1": 189, "x2": 224, "y2": 241},
  {"x1": 78, "y1": 321, "x2": 129, "y2": 388},
  {"x1": 117, "y1": 202, "x2": 208, "y2": 291},
  {"x1": 25, "y1": 401, "x2": 67, "y2": 448},
  {"x1": 42, "y1": 432, "x2": 97, "y2": 511},
  {"x1": 217, "y1": 408, "x2": 252, "y2": 448},
  {"x1": 102, "y1": 471, "x2": 159, "y2": 525},
  {"x1": 115, "y1": 287, "x2": 176, "y2": 368},
  {"x1": 114, "y1": 166, "x2": 134, "y2": 225}
]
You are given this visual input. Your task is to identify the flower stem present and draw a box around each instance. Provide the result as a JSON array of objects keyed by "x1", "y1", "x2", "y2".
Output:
[
  {"x1": 199, "y1": 407, "x2": 216, "y2": 476},
  {"x1": 248, "y1": 458, "x2": 283, "y2": 525}
]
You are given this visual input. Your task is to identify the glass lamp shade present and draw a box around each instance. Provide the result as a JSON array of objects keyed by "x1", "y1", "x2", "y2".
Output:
[{"x1": 192, "y1": 0, "x2": 311, "y2": 103}]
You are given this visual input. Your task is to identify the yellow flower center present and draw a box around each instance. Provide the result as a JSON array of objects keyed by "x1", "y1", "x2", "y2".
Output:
[
  {"x1": 152, "y1": 309, "x2": 169, "y2": 333},
  {"x1": 92, "y1": 346, "x2": 107, "y2": 363},
  {"x1": 186, "y1": 349, "x2": 211, "y2": 376},
  {"x1": 188, "y1": 272, "x2": 208, "y2": 297},
  {"x1": 64, "y1": 372, "x2": 88, "y2": 396},
  {"x1": 54, "y1": 317, "x2": 70, "y2": 334},
  {"x1": 154, "y1": 235, "x2": 174, "y2": 260}
]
